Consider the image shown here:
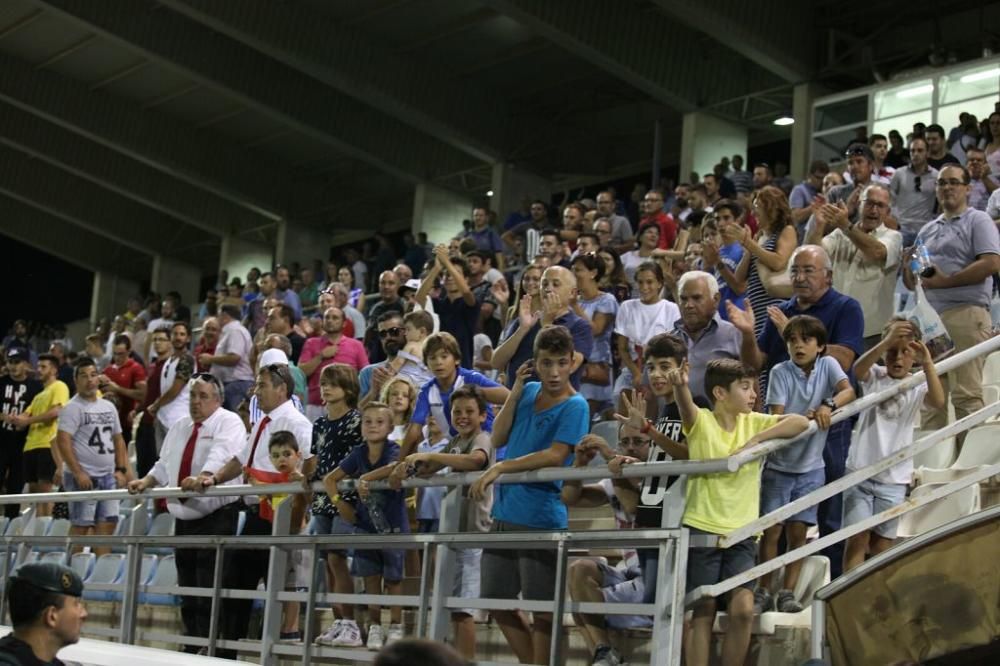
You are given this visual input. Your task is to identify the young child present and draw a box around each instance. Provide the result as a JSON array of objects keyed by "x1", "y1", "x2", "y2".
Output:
[
  {"x1": 246, "y1": 431, "x2": 309, "y2": 642},
  {"x1": 388, "y1": 385, "x2": 495, "y2": 660},
  {"x1": 411, "y1": 420, "x2": 449, "y2": 533},
  {"x1": 387, "y1": 310, "x2": 434, "y2": 387},
  {"x1": 842, "y1": 318, "x2": 945, "y2": 572},
  {"x1": 322, "y1": 402, "x2": 408, "y2": 651},
  {"x1": 670, "y1": 358, "x2": 809, "y2": 666},
  {"x1": 757, "y1": 315, "x2": 855, "y2": 613},
  {"x1": 310, "y1": 364, "x2": 365, "y2": 648},
  {"x1": 469, "y1": 325, "x2": 589, "y2": 666},
  {"x1": 381, "y1": 375, "x2": 418, "y2": 444},
  {"x1": 400, "y1": 332, "x2": 509, "y2": 458}
]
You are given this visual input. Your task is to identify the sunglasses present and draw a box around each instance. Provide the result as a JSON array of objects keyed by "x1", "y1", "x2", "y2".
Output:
[
  {"x1": 914, "y1": 176, "x2": 921, "y2": 192},
  {"x1": 190, "y1": 372, "x2": 223, "y2": 392},
  {"x1": 378, "y1": 327, "x2": 404, "y2": 339}
]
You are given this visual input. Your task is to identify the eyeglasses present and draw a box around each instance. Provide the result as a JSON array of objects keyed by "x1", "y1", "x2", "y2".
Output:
[
  {"x1": 862, "y1": 200, "x2": 889, "y2": 209},
  {"x1": 789, "y1": 266, "x2": 821, "y2": 276},
  {"x1": 378, "y1": 327, "x2": 404, "y2": 338},
  {"x1": 913, "y1": 176, "x2": 921, "y2": 192},
  {"x1": 643, "y1": 197, "x2": 663, "y2": 202},
  {"x1": 620, "y1": 437, "x2": 649, "y2": 448},
  {"x1": 936, "y1": 178, "x2": 966, "y2": 188}
]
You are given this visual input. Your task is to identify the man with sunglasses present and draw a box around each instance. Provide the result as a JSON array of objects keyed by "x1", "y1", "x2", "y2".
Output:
[
  {"x1": 825, "y1": 143, "x2": 880, "y2": 226},
  {"x1": 903, "y1": 164, "x2": 1000, "y2": 442},
  {"x1": 127, "y1": 373, "x2": 245, "y2": 654},
  {"x1": 888, "y1": 136, "x2": 939, "y2": 247},
  {"x1": 359, "y1": 313, "x2": 408, "y2": 409}
]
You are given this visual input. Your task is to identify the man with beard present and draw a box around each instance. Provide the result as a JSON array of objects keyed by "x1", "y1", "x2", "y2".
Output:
[
  {"x1": 358, "y1": 313, "x2": 407, "y2": 409},
  {"x1": 274, "y1": 265, "x2": 303, "y2": 321},
  {"x1": 147, "y1": 322, "x2": 195, "y2": 451},
  {"x1": 299, "y1": 307, "x2": 369, "y2": 420}
]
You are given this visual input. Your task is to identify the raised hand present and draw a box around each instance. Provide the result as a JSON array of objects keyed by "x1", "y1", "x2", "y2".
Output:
[
  {"x1": 512, "y1": 359, "x2": 534, "y2": 388},
  {"x1": 726, "y1": 299, "x2": 756, "y2": 336},
  {"x1": 766, "y1": 305, "x2": 789, "y2": 335},
  {"x1": 614, "y1": 391, "x2": 647, "y2": 430},
  {"x1": 701, "y1": 240, "x2": 720, "y2": 268},
  {"x1": 491, "y1": 278, "x2": 510, "y2": 305},
  {"x1": 518, "y1": 294, "x2": 540, "y2": 330},
  {"x1": 909, "y1": 339, "x2": 930, "y2": 364},
  {"x1": 664, "y1": 359, "x2": 689, "y2": 387}
]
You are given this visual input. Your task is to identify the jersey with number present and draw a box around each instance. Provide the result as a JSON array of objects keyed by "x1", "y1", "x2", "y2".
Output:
[
  {"x1": 57, "y1": 395, "x2": 122, "y2": 476},
  {"x1": 634, "y1": 401, "x2": 685, "y2": 528}
]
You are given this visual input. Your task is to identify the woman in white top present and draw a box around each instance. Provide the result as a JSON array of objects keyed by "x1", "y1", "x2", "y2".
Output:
[
  {"x1": 621, "y1": 222, "x2": 660, "y2": 296},
  {"x1": 613, "y1": 261, "x2": 680, "y2": 396}
]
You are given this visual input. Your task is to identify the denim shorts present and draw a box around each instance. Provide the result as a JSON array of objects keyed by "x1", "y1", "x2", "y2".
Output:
[
  {"x1": 760, "y1": 466, "x2": 826, "y2": 525},
  {"x1": 308, "y1": 513, "x2": 360, "y2": 556},
  {"x1": 351, "y1": 547, "x2": 404, "y2": 582},
  {"x1": 842, "y1": 479, "x2": 907, "y2": 539},
  {"x1": 63, "y1": 472, "x2": 120, "y2": 527}
]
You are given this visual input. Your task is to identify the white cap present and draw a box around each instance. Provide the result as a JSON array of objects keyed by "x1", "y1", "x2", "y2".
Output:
[{"x1": 258, "y1": 348, "x2": 289, "y2": 369}]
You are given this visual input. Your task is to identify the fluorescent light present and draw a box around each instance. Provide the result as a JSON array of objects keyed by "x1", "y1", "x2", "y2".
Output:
[
  {"x1": 773, "y1": 116, "x2": 794, "y2": 126},
  {"x1": 960, "y1": 68, "x2": 1000, "y2": 83},
  {"x1": 486, "y1": 190, "x2": 494, "y2": 197},
  {"x1": 895, "y1": 84, "x2": 934, "y2": 98}
]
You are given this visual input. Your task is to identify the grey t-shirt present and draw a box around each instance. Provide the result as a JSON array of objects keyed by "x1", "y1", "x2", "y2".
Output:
[
  {"x1": 57, "y1": 395, "x2": 121, "y2": 476},
  {"x1": 452, "y1": 431, "x2": 495, "y2": 533},
  {"x1": 889, "y1": 165, "x2": 939, "y2": 234},
  {"x1": 917, "y1": 207, "x2": 1000, "y2": 312}
]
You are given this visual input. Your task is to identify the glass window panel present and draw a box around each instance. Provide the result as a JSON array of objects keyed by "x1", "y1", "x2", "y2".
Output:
[
  {"x1": 874, "y1": 79, "x2": 933, "y2": 119},
  {"x1": 812, "y1": 126, "x2": 867, "y2": 165},
  {"x1": 814, "y1": 96, "x2": 868, "y2": 132},
  {"x1": 939, "y1": 65, "x2": 1000, "y2": 105},
  {"x1": 936, "y1": 98, "x2": 997, "y2": 131},
  {"x1": 872, "y1": 111, "x2": 934, "y2": 143}
]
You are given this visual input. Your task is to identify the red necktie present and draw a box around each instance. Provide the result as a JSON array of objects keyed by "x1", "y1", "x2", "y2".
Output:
[
  {"x1": 177, "y1": 422, "x2": 202, "y2": 484},
  {"x1": 247, "y1": 416, "x2": 271, "y2": 469}
]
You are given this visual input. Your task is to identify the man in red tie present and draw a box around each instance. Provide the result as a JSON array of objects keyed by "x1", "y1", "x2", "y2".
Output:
[
  {"x1": 199, "y1": 362, "x2": 315, "y2": 647},
  {"x1": 127, "y1": 373, "x2": 246, "y2": 653}
]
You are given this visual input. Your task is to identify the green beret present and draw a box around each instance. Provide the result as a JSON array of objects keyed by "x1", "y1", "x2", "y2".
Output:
[{"x1": 10, "y1": 562, "x2": 83, "y2": 597}]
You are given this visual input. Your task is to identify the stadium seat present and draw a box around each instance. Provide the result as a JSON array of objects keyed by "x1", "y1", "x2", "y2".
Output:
[
  {"x1": 4, "y1": 516, "x2": 24, "y2": 537},
  {"x1": 22, "y1": 516, "x2": 52, "y2": 538},
  {"x1": 981, "y1": 351, "x2": 1000, "y2": 387},
  {"x1": 13, "y1": 549, "x2": 39, "y2": 568},
  {"x1": 37, "y1": 518, "x2": 72, "y2": 552},
  {"x1": 83, "y1": 553, "x2": 126, "y2": 602},
  {"x1": 145, "y1": 512, "x2": 175, "y2": 555},
  {"x1": 139, "y1": 554, "x2": 180, "y2": 606},
  {"x1": 897, "y1": 483, "x2": 981, "y2": 538},
  {"x1": 111, "y1": 554, "x2": 159, "y2": 601},
  {"x1": 0, "y1": 517, "x2": 9, "y2": 537},
  {"x1": 39, "y1": 552, "x2": 68, "y2": 566},
  {"x1": 914, "y1": 424, "x2": 1000, "y2": 485},
  {"x1": 716, "y1": 556, "x2": 831, "y2": 635},
  {"x1": 71, "y1": 552, "x2": 96, "y2": 581},
  {"x1": 912, "y1": 430, "x2": 956, "y2": 473},
  {"x1": 590, "y1": 420, "x2": 620, "y2": 450}
]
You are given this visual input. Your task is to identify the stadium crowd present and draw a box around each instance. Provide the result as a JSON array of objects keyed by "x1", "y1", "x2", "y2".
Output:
[{"x1": 2, "y1": 109, "x2": 1000, "y2": 666}]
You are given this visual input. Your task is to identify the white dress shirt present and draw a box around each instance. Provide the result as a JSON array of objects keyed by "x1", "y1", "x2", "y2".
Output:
[
  {"x1": 237, "y1": 399, "x2": 314, "y2": 506},
  {"x1": 150, "y1": 407, "x2": 247, "y2": 520}
]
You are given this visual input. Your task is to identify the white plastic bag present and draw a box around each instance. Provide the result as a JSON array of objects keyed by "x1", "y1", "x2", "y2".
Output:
[{"x1": 898, "y1": 282, "x2": 954, "y2": 361}]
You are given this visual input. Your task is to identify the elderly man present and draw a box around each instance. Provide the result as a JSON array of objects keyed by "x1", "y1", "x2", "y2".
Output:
[
  {"x1": 728, "y1": 245, "x2": 864, "y2": 578},
  {"x1": 200, "y1": 304, "x2": 254, "y2": 411},
  {"x1": 201, "y1": 363, "x2": 315, "y2": 649},
  {"x1": 671, "y1": 272, "x2": 741, "y2": 403},
  {"x1": 904, "y1": 164, "x2": 1000, "y2": 440},
  {"x1": 128, "y1": 374, "x2": 245, "y2": 652},
  {"x1": 807, "y1": 184, "x2": 903, "y2": 349}
]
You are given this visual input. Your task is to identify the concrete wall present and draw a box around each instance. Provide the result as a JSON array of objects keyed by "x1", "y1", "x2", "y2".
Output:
[
  {"x1": 151, "y1": 254, "x2": 202, "y2": 306},
  {"x1": 276, "y1": 221, "x2": 331, "y2": 267},
  {"x1": 89, "y1": 271, "x2": 141, "y2": 327},
  {"x1": 491, "y1": 163, "x2": 552, "y2": 222},
  {"x1": 411, "y1": 183, "x2": 473, "y2": 246},
  {"x1": 219, "y1": 234, "x2": 273, "y2": 284},
  {"x1": 680, "y1": 112, "x2": 748, "y2": 182}
]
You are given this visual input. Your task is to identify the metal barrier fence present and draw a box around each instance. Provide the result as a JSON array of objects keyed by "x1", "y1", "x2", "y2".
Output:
[{"x1": 0, "y1": 332, "x2": 997, "y2": 665}]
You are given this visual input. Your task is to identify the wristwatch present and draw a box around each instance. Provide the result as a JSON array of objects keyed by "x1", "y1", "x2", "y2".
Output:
[{"x1": 821, "y1": 398, "x2": 837, "y2": 410}]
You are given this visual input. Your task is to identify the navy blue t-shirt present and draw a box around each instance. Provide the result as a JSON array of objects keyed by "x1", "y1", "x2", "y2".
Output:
[
  {"x1": 757, "y1": 288, "x2": 864, "y2": 369},
  {"x1": 500, "y1": 311, "x2": 594, "y2": 389},
  {"x1": 433, "y1": 295, "x2": 478, "y2": 369},
  {"x1": 338, "y1": 441, "x2": 409, "y2": 533}
]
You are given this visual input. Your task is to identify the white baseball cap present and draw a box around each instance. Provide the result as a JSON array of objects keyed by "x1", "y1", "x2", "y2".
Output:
[{"x1": 258, "y1": 348, "x2": 289, "y2": 369}]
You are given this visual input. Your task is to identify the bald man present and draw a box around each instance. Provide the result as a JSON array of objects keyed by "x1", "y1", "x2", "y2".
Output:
[{"x1": 490, "y1": 265, "x2": 594, "y2": 388}]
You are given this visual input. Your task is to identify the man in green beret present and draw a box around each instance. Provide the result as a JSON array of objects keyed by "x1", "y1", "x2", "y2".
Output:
[{"x1": 0, "y1": 562, "x2": 86, "y2": 666}]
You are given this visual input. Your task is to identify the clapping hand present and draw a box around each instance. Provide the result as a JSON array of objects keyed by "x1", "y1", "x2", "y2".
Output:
[
  {"x1": 766, "y1": 305, "x2": 789, "y2": 335},
  {"x1": 491, "y1": 278, "x2": 510, "y2": 305},
  {"x1": 518, "y1": 294, "x2": 540, "y2": 330},
  {"x1": 725, "y1": 299, "x2": 756, "y2": 336}
]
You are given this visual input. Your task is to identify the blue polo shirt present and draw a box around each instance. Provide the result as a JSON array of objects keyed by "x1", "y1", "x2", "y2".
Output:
[
  {"x1": 766, "y1": 356, "x2": 848, "y2": 473},
  {"x1": 499, "y1": 311, "x2": 594, "y2": 389},
  {"x1": 411, "y1": 367, "x2": 501, "y2": 435},
  {"x1": 492, "y1": 382, "x2": 589, "y2": 529},
  {"x1": 757, "y1": 289, "x2": 864, "y2": 369}
]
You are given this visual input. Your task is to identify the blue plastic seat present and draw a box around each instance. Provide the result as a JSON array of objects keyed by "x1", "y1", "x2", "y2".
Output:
[
  {"x1": 83, "y1": 553, "x2": 126, "y2": 602},
  {"x1": 139, "y1": 554, "x2": 180, "y2": 606}
]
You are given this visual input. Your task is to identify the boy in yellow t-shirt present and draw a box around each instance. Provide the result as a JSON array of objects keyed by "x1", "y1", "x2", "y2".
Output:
[{"x1": 667, "y1": 358, "x2": 808, "y2": 666}]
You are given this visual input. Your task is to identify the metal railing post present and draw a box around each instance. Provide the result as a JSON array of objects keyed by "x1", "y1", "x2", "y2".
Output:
[
  {"x1": 300, "y1": 543, "x2": 319, "y2": 666},
  {"x1": 118, "y1": 503, "x2": 148, "y2": 644},
  {"x1": 651, "y1": 476, "x2": 686, "y2": 666},
  {"x1": 259, "y1": 499, "x2": 291, "y2": 666},
  {"x1": 667, "y1": 528, "x2": 689, "y2": 666},
  {"x1": 0, "y1": 542, "x2": 12, "y2": 623},
  {"x1": 547, "y1": 539, "x2": 569, "y2": 666},
  {"x1": 811, "y1": 598, "x2": 826, "y2": 660},
  {"x1": 207, "y1": 543, "x2": 224, "y2": 657},
  {"x1": 15, "y1": 506, "x2": 35, "y2": 567},
  {"x1": 428, "y1": 485, "x2": 461, "y2": 641},
  {"x1": 415, "y1": 542, "x2": 432, "y2": 637}
]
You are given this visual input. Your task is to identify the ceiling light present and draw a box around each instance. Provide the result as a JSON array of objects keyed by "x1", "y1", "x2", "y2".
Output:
[
  {"x1": 486, "y1": 190, "x2": 494, "y2": 197},
  {"x1": 773, "y1": 116, "x2": 794, "y2": 126},
  {"x1": 960, "y1": 68, "x2": 1000, "y2": 83},
  {"x1": 895, "y1": 84, "x2": 934, "y2": 98}
]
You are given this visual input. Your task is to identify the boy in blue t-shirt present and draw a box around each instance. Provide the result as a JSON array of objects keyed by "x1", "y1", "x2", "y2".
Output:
[
  {"x1": 700, "y1": 203, "x2": 746, "y2": 320},
  {"x1": 758, "y1": 315, "x2": 855, "y2": 614},
  {"x1": 400, "y1": 331, "x2": 509, "y2": 457},
  {"x1": 469, "y1": 325, "x2": 589, "y2": 666},
  {"x1": 322, "y1": 402, "x2": 407, "y2": 651}
]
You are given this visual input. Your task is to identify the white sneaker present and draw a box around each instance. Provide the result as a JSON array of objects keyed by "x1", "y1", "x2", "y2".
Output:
[
  {"x1": 366, "y1": 623, "x2": 385, "y2": 651},
  {"x1": 386, "y1": 623, "x2": 403, "y2": 645},
  {"x1": 330, "y1": 619, "x2": 363, "y2": 647},
  {"x1": 316, "y1": 619, "x2": 343, "y2": 646}
]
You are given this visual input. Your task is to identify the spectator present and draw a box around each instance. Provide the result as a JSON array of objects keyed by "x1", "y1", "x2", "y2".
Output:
[
  {"x1": 885, "y1": 129, "x2": 908, "y2": 168},
  {"x1": 867, "y1": 133, "x2": 896, "y2": 184},
  {"x1": 325, "y1": 283, "x2": 366, "y2": 340},
  {"x1": 888, "y1": 136, "x2": 939, "y2": 247},
  {"x1": 364, "y1": 272, "x2": 405, "y2": 362},
  {"x1": 728, "y1": 244, "x2": 864, "y2": 577},
  {"x1": 274, "y1": 265, "x2": 303, "y2": 321},
  {"x1": 728, "y1": 155, "x2": 752, "y2": 193},
  {"x1": 299, "y1": 267, "x2": 319, "y2": 313},
  {"x1": 386, "y1": 311, "x2": 434, "y2": 388},
  {"x1": 337, "y1": 266, "x2": 367, "y2": 313},
  {"x1": 492, "y1": 266, "x2": 593, "y2": 390},
  {"x1": 570, "y1": 254, "x2": 618, "y2": 416},
  {"x1": 966, "y1": 147, "x2": 997, "y2": 212},
  {"x1": 538, "y1": 228, "x2": 570, "y2": 268},
  {"x1": 245, "y1": 271, "x2": 278, "y2": 337},
  {"x1": 381, "y1": 375, "x2": 418, "y2": 444},
  {"x1": 202, "y1": 304, "x2": 255, "y2": 412},
  {"x1": 503, "y1": 197, "x2": 533, "y2": 231},
  {"x1": 595, "y1": 190, "x2": 635, "y2": 253},
  {"x1": 702, "y1": 202, "x2": 747, "y2": 319},
  {"x1": 194, "y1": 317, "x2": 220, "y2": 372},
  {"x1": 809, "y1": 184, "x2": 902, "y2": 348},
  {"x1": 470, "y1": 326, "x2": 589, "y2": 666},
  {"x1": 47, "y1": 342, "x2": 75, "y2": 397},
  {"x1": 903, "y1": 164, "x2": 1000, "y2": 445},
  {"x1": 985, "y1": 111, "x2": 1000, "y2": 175},
  {"x1": 147, "y1": 322, "x2": 194, "y2": 452},
  {"x1": 266, "y1": 304, "x2": 305, "y2": 363},
  {"x1": 640, "y1": 188, "x2": 679, "y2": 251},
  {"x1": 621, "y1": 222, "x2": 661, "y2": 293},
  {"x1": 843, "y1": 320, "x2": 945, "y2": 572},
  {"x1": 0, "y1": 348, "x2": 41, "y2": 518},
  {"x1": 673, "y1": 272, "x2": 742, "y2": 404},
  {"x1": 299, "y1": 307, "x2": 369, "y2": 420},
  {"x1": 463, "y1": 205, "x2": 506, "y2": 270},
  {"x1": 344, "y1": 248, "x2": 369, "y2": 294},
  {"x1": 358, "y1": 313, "x2": 407, "y2": 408},
  {"x1": 613, "y1": 261, "x2": 680, "y2": 396},
  {"x1": 789, "y1": 160, "x2": 830, "y2": 229},
  {"x1": 596, "y1": 248, "x2": 630, "y2": 304},
  {"x1": 827, "y1": 143, "x2": 877, "y2": 225},
  {"x1": 414, "y1": 249, "x2": 480, "y2": 371},
  {"x1": 135, "y1": 329, "x2": 170, "y2": 478},
  {"x1": 924, "y1": 123, "x2": 961, "y2": 170}
]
